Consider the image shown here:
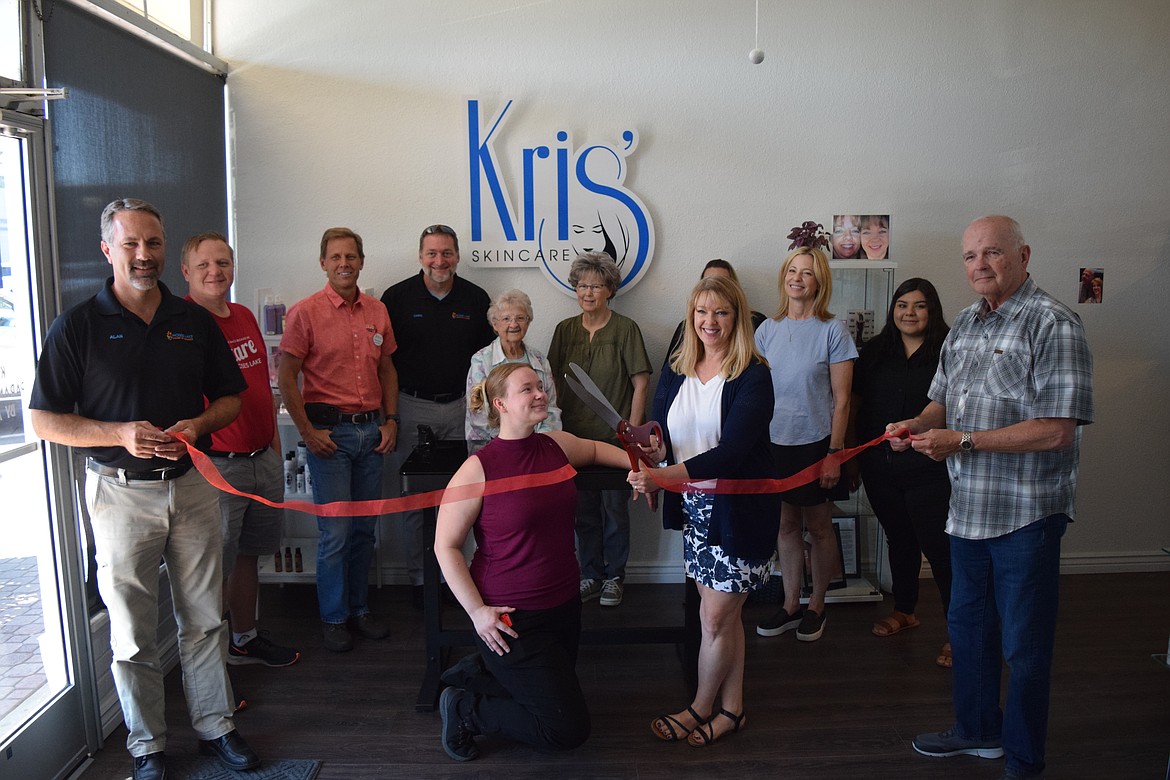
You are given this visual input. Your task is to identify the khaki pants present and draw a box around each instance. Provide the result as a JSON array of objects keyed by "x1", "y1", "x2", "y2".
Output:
[{"x1": 86, "y1": 467, "x2": 234, "y2": 757}]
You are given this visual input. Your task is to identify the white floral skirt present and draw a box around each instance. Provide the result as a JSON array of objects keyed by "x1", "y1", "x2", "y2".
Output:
[{"x1": 682, "y1": 491, "x2": 771, "y2": 593}]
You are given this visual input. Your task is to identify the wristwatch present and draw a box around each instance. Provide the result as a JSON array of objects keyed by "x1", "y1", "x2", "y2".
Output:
[
  {"x1": 384, "y1": 414, "x2": 400, "y2": 423},
  {"x1": 960, "y1": 431, "x2": 974, "y2": 452}
]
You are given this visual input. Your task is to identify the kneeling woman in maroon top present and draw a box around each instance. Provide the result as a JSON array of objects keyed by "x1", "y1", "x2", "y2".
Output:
[{"x1": 435, "y1": 362, "x2": 632, "y2": 761}]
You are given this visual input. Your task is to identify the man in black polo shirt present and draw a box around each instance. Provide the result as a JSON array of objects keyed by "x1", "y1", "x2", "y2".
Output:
[
  {"x1": 30, "y1": 199, "x2": 259, "y2": 780},
  {"x1": 381, "y1": 224, "x2": 492, "y2": 604}
]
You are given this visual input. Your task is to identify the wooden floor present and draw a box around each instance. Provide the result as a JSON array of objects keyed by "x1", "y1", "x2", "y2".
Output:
[{"x1": 79, "y1": 573, "x2": 1170, "y2": 780}]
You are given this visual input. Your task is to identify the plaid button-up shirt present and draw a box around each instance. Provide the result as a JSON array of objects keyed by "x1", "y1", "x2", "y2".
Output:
[{"x1": 929, "y1": 277, "x2": 1094, "y2": 540}]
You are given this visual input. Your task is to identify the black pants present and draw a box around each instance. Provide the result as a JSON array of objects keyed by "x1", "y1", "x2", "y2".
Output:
[
  {"x1": 463, "y1": 596, "x2": 589, "y2": 752},
  {"x1": 859, "y1": 449, "x2": 953, "y2": 616}
]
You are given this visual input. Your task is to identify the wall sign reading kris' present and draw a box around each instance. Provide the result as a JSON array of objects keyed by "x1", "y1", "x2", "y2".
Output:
[{"x1": 467, "y1": 99, "x2": 655, "y2": 296}]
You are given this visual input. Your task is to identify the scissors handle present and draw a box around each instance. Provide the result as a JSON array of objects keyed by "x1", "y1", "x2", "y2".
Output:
[
  {"x1": 618, "y1": 420, "x2": 662, "y2": 453},
  {"x1": 618, "y1": 420, "x2": 663, "y2": 510}
]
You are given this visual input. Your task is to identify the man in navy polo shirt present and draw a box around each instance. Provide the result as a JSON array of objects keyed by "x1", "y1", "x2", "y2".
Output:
[
  {"x1": 381, "y1": 224, "x2": 493, "y2": 605},
  {"x1": 30, "y1": 199, "x2": 258, "y2": 780}
]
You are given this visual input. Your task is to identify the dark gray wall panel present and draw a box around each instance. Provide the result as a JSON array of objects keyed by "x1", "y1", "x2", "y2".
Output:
[{"x1": 44, "y1": 3, "x2": 227, "y2": 309}]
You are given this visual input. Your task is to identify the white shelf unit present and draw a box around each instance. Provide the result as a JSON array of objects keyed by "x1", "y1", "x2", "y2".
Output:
[
  {"x1": 258, "y1": 536, "x2": 318, "y2": 584},
  {"x1": 266, "y1": 402, "x2": 385, "y2": 588},
  {"x1": 785, "y1": 261, "x2": 900, "y2": 604}
]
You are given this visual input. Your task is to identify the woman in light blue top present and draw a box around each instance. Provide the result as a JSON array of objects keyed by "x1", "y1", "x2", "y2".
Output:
[
  {"x1": 753, "y1": 246, "x2": 856, "y2": 643},
  {"x1": 465, "y1": 289, "x2": 561, "y2": 453}
]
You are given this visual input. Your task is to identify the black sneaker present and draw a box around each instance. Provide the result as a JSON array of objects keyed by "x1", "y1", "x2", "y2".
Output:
[
  {"x1": 912, "y1": 726, "x2": 1004, "y2": 759},
  {"x1": 440, "y1": 653, "x2": 488, "y2": 688},
  {"x1": 796, "y1": 609, "x2": 827, "y2": 642},
  {"x1": 348, "y1": 613, "x2": 390, "y2": 640},
  {"x1": 439, "y1": 687, "x2": 480, "y2": 761},
  {"x1": 756, "y1": 606, "x2": 804, "y2": 637},
  {"x1": 227, "y1": 669, "x2": 247, "y2": 712},
  {"x1": 229, "y1": 633, "x2": 300, "y2": 667},
  {"x1": 322, "y1": 621, "x2": 354, "y2": 652}
]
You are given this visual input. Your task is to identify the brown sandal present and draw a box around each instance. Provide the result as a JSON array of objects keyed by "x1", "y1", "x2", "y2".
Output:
[
  {"x1": 687, "y1": 708, "x2": 745, "y2": 747},
  {"x1": 871, "y1": 610, "x2": 920, "y2": 637},
  {"x1": 652, "y1": 705, "x2": 708, "y2": 742},
  {"x1": 936, "y1": 642, "x2": 952, "y2": 668}
]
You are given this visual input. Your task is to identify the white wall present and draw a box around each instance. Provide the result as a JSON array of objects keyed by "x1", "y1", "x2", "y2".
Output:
[{"x1": 214, "y1": 0, "x2": 1170, "y2": 575}]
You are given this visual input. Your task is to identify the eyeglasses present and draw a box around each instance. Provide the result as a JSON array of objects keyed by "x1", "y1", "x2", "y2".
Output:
[
  {"x1": 422, "y1": 224, "x2": 457, "y2": 239},
  {"x1": 496, "y1": 315, "x2": 530, "y2": 325},
  {"x1": 575, "y1": 283, "x2": 607, "y2": 293}
]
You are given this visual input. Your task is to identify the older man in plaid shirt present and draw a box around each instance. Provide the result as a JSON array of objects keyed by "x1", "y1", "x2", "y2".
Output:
[{"x1": 888, "y1": 215, "x2": 1093, "y2": 780}]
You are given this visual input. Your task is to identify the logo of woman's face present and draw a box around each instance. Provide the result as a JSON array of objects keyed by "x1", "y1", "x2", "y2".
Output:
[
  {"x1": 571, "y1": 215, "x2": 609, "y2": 257},
  {"x1": 570, "y1": 209, "x2": 630, "y2": 271}
]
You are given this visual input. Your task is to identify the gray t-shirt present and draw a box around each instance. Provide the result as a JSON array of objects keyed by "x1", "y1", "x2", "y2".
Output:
[{"x1": 755, "y1": 316, "x2": 857, "y2": 445}]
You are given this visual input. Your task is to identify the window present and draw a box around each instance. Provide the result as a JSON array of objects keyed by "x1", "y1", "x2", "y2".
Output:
[
  {"x1": 0, "y1": 0, "x2": 21, "y2": 81},
  {"x1": 109, "y1": 0, "x2": 206, "y2": 50}
]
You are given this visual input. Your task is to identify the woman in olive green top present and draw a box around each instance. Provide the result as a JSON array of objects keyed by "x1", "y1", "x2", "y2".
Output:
[{"x1": 548, "y1": 252, "x2": 652, "y2": 609}]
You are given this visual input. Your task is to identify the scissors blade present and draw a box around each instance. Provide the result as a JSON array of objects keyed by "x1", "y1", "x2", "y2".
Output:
[{"x1": 564, "y1": 371, "x2": 624, "y2": 432}]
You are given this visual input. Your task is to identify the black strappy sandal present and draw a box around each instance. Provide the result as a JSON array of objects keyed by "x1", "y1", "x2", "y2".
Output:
[
  {"x1": 687, "y1": 708, "x2": 745, "y2": 747},
  {"x1": 651, "y1": 705, "x2": 709, "y2": 742}
]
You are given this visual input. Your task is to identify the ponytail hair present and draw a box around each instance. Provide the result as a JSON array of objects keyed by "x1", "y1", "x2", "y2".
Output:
[{"x1": 468, "y1": 362, "x2": 533, "y2": 430}]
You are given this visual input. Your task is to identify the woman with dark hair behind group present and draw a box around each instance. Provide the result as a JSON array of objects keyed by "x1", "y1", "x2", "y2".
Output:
[
  {"x1": 629, "y1": 275, "x2": 779, "y2": 747},
  {"x1": 849, "y1": 277, "x2": 954, "y2": 667}
]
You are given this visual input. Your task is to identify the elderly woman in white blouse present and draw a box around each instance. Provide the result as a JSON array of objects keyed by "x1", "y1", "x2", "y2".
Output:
[{"x1": 465, "y1": 289, "x2": 562, "y2": 453}]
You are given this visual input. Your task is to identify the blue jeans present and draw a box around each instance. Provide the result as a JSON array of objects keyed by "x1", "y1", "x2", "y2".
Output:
[
  {"x1": 575, "y1": 488, "x2": 631, "y2": 581},
  {"x1": 307, "y1": 421, "x2": 383, "y2": 624},
  {"x1": 948, "y1": 514, "x2": 1067, "y2": 777}
]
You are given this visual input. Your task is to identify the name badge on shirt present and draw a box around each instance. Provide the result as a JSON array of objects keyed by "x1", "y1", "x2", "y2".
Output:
[{"x1": 373, "y1": 333, "x2": 384, "y2": 347}]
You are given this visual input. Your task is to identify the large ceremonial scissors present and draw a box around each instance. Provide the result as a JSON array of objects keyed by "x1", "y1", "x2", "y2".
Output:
[{"x1": 564, "y1": 362, "x2": 663, "y2": 509}]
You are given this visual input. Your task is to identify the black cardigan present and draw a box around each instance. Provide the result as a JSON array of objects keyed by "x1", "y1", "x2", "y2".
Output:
[{"x1": 654, "y1": 359, "x2": 781, "y2": 560}]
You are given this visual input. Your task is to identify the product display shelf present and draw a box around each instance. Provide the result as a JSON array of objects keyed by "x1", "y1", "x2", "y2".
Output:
[
  {"x1": 266, "y1": 403, "x2": 384, "y2": 587},
  {"x1": 257, "y1": 537, "x2": 318, "y2": 584}
]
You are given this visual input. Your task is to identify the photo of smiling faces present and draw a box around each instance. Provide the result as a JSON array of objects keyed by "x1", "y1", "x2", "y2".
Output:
[
  {"x1": 831, "y1": 214, "x2": 861, "y2": 259},
  {"x1": 1078, "y1": 267, "x2": 1104, "y2": 303},
  {"x1": 859, "y1": 215, "x2": 890, "y2": 260},
  {"x1": 831, "y1": 215, "x2": 891, "y2": 260}
]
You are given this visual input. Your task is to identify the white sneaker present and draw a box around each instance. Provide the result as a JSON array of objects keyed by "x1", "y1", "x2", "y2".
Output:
[
  {"x1": 580, "y1": 578, "x2": 602, "y2": 602},
  {"x1": 600, "y1": 578, "x2": 623, "y2": 607}
]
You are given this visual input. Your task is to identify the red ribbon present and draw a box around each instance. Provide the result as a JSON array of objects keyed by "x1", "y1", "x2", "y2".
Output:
[
  {"x1": 182, "y1": 440, "x2": 577, "y2": 516},
  {"x1": 178, "y1": 431, "x2": 897, "y2": 518},
  {"x1": 648, "y1": 431, "x2": 898, "y2": 495}
]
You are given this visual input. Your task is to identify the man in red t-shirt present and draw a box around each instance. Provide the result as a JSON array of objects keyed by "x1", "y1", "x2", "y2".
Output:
[{"x1": 182, "y1": 232, "x2": 299, "y2": 669}]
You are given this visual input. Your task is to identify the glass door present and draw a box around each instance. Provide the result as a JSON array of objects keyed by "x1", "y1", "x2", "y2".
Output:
[{"x1": 0, "y1": 112, "x2": 92, "y2": 780}]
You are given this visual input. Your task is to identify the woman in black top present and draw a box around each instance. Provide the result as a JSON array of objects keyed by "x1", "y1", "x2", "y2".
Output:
[{"x1": 850, "y1": 278, "x2": 954, "y2": 667}]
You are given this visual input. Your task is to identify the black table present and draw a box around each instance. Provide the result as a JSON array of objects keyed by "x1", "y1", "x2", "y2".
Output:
[{"x1": 400, "y1": 440, "x2": 699, "y2": 711}]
